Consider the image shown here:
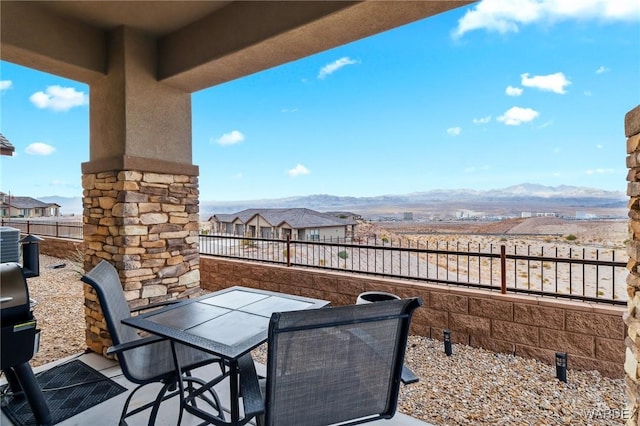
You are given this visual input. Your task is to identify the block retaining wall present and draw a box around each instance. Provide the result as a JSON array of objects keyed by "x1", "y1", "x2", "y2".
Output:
[
  {"x1": 35, "y1": 236, "x2": 626, "y2": 378},
  {"x1": 201, "y1": 256, "x2": 625, "y2": 378}
]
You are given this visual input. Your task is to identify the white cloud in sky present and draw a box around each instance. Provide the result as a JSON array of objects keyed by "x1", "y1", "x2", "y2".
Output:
[
  {"x1": 497, "y1": 106, "x2": 539, "y2": 125},
  {"x1": 318, "y1": 57, "x2": 358, "y2": 79},
  {"x1": 521, "y1": 72, "x2": 571, "y2": 94},
  {"x1": 29, "y1": 85, "x2": 88, "y2": 111},
  {"x1": 596, "y1": 144, "x2": 603, "y2": 149},
  {"x1": 452, "y1": 0, "x2": 640, "y2": 38},
  {"x1": 232, "y1": 173, "x2": 243, "y2": 179},
  {"x1": 506, "y1": 86, "x2": 523, "y2": 96},
  {"x1": 447, "y1": 127, "x2": 462, "y2": 136},
  {"x1": 281, "y1": 108, "x2": 299, "y2": 113},
  {"x1": 25, "y1": 142, "x2": 56, "y2": 156},
  {"x1": 287, "y1": 164, "x2": 310, "y2": 177},
  {"x1": 473, "y1": 116, "x2": 492, "y2": 124},
  {"x1": 596, "y1": 65, "x2": 610, "y2": 74},
  {"x1": 586, "y1": 168, "x2": 616, "y2": 175},
  {"x1": 0, "y1": 80, "x2": 12, "y2": 91},
  {"x1": 214, "y1": 130, "x2": 245, "y2": 146}
]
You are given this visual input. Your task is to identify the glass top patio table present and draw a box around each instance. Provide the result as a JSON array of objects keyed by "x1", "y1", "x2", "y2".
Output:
[
  {"x1": 122, "y1": 286, "x2": 329, "y2": 426},
  {"x1": 123, "y1": 286, "x2": 330, "y2": 360}
]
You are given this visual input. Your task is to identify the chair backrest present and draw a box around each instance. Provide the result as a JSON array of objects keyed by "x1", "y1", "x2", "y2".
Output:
[
  {"x1": 263, "y1": 297, "x2": 422, "y2": 426},
  {"x1": 81, "y1": 260, "x2": 141, "y2": 351}
]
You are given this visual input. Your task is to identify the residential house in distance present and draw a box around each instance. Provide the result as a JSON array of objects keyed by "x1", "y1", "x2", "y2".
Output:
[
  {"x1": 0, "y1": 133, "x2": 15, "y2": 156},
  {"x1": 0, "y1": 192, "x2": 60, "y2": 218},
  {"x1": 209, "y1": 208, "x2": 359, "y2": 240}
]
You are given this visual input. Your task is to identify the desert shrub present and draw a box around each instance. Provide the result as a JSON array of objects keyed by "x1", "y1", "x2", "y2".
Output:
[
  {"x1": 241, "y1": 239, "x2": 256, "y2": 248},
  {"x1": 565, "y1": 234, "x2": 578, "y2": 241}
]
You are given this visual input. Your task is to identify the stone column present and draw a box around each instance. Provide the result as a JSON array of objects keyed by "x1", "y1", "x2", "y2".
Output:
[
  {"x1": 625, "y1": 104, "x2": 640, "y2": 425},
  {"x1": 83, "y1": 171, "x2": 200, "y2": 354},
  {"x1": 81, "y1": 27, "x2": 200, "y2": 355}
]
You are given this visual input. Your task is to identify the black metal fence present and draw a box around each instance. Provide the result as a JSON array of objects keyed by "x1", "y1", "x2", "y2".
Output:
[
  {"x1": 200, "y1": 234, "x2": 628, "y2": 305},
  {"x1": 1, "y1": 219, "x2": 626, "y2": 305},
  {"x1": 1, "y1": 219, "x2": 83, "y2": 240}
]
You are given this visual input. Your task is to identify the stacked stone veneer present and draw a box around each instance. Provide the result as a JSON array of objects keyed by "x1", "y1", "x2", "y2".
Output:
[
  {"x1": 625, "y1": 105, "x2": 640, "y2": 425},
  {"x1": 82, "y1": 170, "x2": 200, "y2": 355},
  {"x1": 201, "y1": 256, "x2": 625, "y2": 378}
]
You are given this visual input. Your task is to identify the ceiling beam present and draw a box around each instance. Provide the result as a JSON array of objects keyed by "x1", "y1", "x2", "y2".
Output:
[
  {"x1": 159, "y1": 1, "x2": 470, "y2": 93},
  {"x1": 0, "y1": 1, "x2": 106, "y2": 83}
]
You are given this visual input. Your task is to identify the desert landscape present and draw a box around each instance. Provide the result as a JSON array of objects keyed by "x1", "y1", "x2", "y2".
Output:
[{"x1": 354, "y1": 216, "x2": 629, "y2": 302}]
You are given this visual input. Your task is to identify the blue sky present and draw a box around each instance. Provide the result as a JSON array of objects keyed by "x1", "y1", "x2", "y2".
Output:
[{"x1": 1, "y1": 0, "x2": 639, "y2": 203}]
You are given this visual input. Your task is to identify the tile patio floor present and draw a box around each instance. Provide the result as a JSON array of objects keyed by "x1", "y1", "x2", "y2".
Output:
[{"x1": 1, "y1": 352, "x2": 431, "y2": 426}]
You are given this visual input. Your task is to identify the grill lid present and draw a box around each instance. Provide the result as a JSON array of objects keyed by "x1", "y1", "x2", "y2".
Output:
[{"x1": 1, "y1": 262, "x2": 31, "y2": 323}]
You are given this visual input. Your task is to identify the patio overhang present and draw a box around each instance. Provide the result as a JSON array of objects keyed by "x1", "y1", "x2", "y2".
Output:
[{"x1": 1, "y1": 1, "x2": 472, "y2": 92}]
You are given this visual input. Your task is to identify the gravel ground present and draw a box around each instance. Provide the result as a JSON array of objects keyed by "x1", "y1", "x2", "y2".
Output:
[{"x1": 21, "y1": 255, "x2": 627, "y2": 425}]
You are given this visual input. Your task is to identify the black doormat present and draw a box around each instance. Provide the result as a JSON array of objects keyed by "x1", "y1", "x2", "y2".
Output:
[{"x1": 1, "y1": 359, "x2": 127, "y2": 425}]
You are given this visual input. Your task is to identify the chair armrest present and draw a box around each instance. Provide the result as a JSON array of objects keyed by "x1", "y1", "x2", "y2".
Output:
[
  {"x1": 106, "y1": 335, "x2": 165, "y2": 356},
  {"x1": 238, "y1": 353, "x2": 265, "y2": 419},
  {"x1": 348, "y1": 328, "x2": 419, "y2": 385},
  {"x1": 130, "y1": 299, "x2": 180, "y2": 314}
]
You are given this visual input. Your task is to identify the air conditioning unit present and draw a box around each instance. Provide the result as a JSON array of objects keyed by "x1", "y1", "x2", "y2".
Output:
[{"x1": 0, "y1": 227, "x2": 21, "y2": 264}]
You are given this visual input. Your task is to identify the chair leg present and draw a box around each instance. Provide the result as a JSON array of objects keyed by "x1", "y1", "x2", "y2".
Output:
[{"x1": 149, "y1": 381, "x2": 174, "y2": 425}]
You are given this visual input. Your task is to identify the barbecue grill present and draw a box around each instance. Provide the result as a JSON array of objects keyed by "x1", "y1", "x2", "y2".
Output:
[{"x1": 1, "y1": 262, "x2": 51, "y2": 425}]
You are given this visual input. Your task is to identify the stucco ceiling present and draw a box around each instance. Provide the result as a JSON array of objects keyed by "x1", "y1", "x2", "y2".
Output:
[
  {"x1": 1, "y1": 1, "x2": 473, "y2": 92},
  {"x1": 31, "y1": 1, "x2": 233, "y2": 36}
]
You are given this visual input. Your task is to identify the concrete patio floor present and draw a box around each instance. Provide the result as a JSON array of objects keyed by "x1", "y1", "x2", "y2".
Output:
[{"x1": 1, "y1": 352, "x2": 432, "y2": 426}]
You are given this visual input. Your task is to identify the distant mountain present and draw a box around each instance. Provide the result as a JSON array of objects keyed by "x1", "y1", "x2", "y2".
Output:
[
  {"x1": 37, "y1": 184, "x2": 627, "y2": 219},
  {"x1": 40, "y1": 196, "x2": 83, "y2": 216},
  {"x1": 200, "y1": 184, "x2": 627, "y2": 217}
]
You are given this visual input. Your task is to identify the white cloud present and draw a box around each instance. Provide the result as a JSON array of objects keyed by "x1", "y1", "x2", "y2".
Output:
[
  {"x1": 521, "y1": 72, "x2": 571, "y2": 94},
  {"x1": 318, "y1": 57, "x2": 358, "y2": 79},
  {"x1": 583, "y1": 90, "x2": 593, "y2": 96},
  {"x1": 473, "y1": 116, "x2": 492, "y2": 124},
  {"x1": 453, "y1": 0, "x2": 640, "y2": 39},
  {"x1": 0, "y1": 80, "x2": 12, "y2": 91},
  {"x1": 214, "y1": 130, "x2": 245, "y2": 146},
  {"x1": 287, "y1": 164, "x2": 310, "y2": 177},
  {"x1": 586, "y1": 168, "x2": 616, "y2": 175},
  {"x1": 497, "y1": 106, "x2": 539, "y2": 125},
  {"x1": 596, "y1": 65, "x2": 610, "y2": 74},
  {"x1": 232, "y1": 173, "x2": 243, "y2": 179},
  {"x1": 25, "y1": 142, "x2": 56, "y2": 156},
  {"x1": 447, "y1": 127, "x2": 462, "y2": 136},
  {"x1": 505, "y1": 86, "x2": 523, "y2": 96},
  {"x1": 281, "y1": 108, "x2": 299, "y2": 113},
  {"x1": 596, "y1": 144, "x2": 603, "y2": 149},
  {"x1": 29, "y1": 85, "x2": 88, "y2": 111}
]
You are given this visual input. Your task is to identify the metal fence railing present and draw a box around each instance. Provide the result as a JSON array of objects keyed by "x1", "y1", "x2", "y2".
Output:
[
  {"x1": 1, "y1": 220, "x2": 626, "y2": 305},
  {"x1": 200, "y1": 234, "x2": 628, "y2": 306},
  {"x1": 1, "y1": 219, "x2": 83, "y2": 240}
]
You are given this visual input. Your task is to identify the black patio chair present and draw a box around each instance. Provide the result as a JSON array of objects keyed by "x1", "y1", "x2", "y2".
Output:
[
  {"x1": 239, "y1": 297, "x2": 422, "y2": 426},
  {"x1": 82, "y1": 260, "x2": 224, "y2": 426}
]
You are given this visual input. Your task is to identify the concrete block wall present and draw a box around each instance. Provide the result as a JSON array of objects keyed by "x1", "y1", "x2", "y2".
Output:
[
  {"x1": 201, "y1": 256, "x2": 625, "y2": 378},
  {"x1": 39, "y1": 237, "x2": 84, "y2": 260}
]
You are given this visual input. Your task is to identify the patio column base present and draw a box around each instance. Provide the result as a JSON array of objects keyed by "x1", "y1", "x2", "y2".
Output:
[{"x1": 82, "y1": 168, "x2": 201, "y2": 356}]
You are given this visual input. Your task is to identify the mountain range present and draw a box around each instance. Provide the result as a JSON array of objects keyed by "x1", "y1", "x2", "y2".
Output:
[{"x1": 41, "y1": 184, "x2": 627, "y2": 218}]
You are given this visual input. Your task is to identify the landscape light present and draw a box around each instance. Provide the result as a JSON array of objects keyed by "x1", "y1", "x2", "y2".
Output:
[
  {"x1": 555, "y1": 352, "x2": 568, "y2": 383},
  {"x1": 443, "y1": 329, "x2": 452, "y2": 356}
]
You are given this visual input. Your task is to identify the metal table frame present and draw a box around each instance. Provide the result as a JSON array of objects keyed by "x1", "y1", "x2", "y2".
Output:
[{"x1": 122, "y1": 286, "x2": 329, "y2": 426}]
